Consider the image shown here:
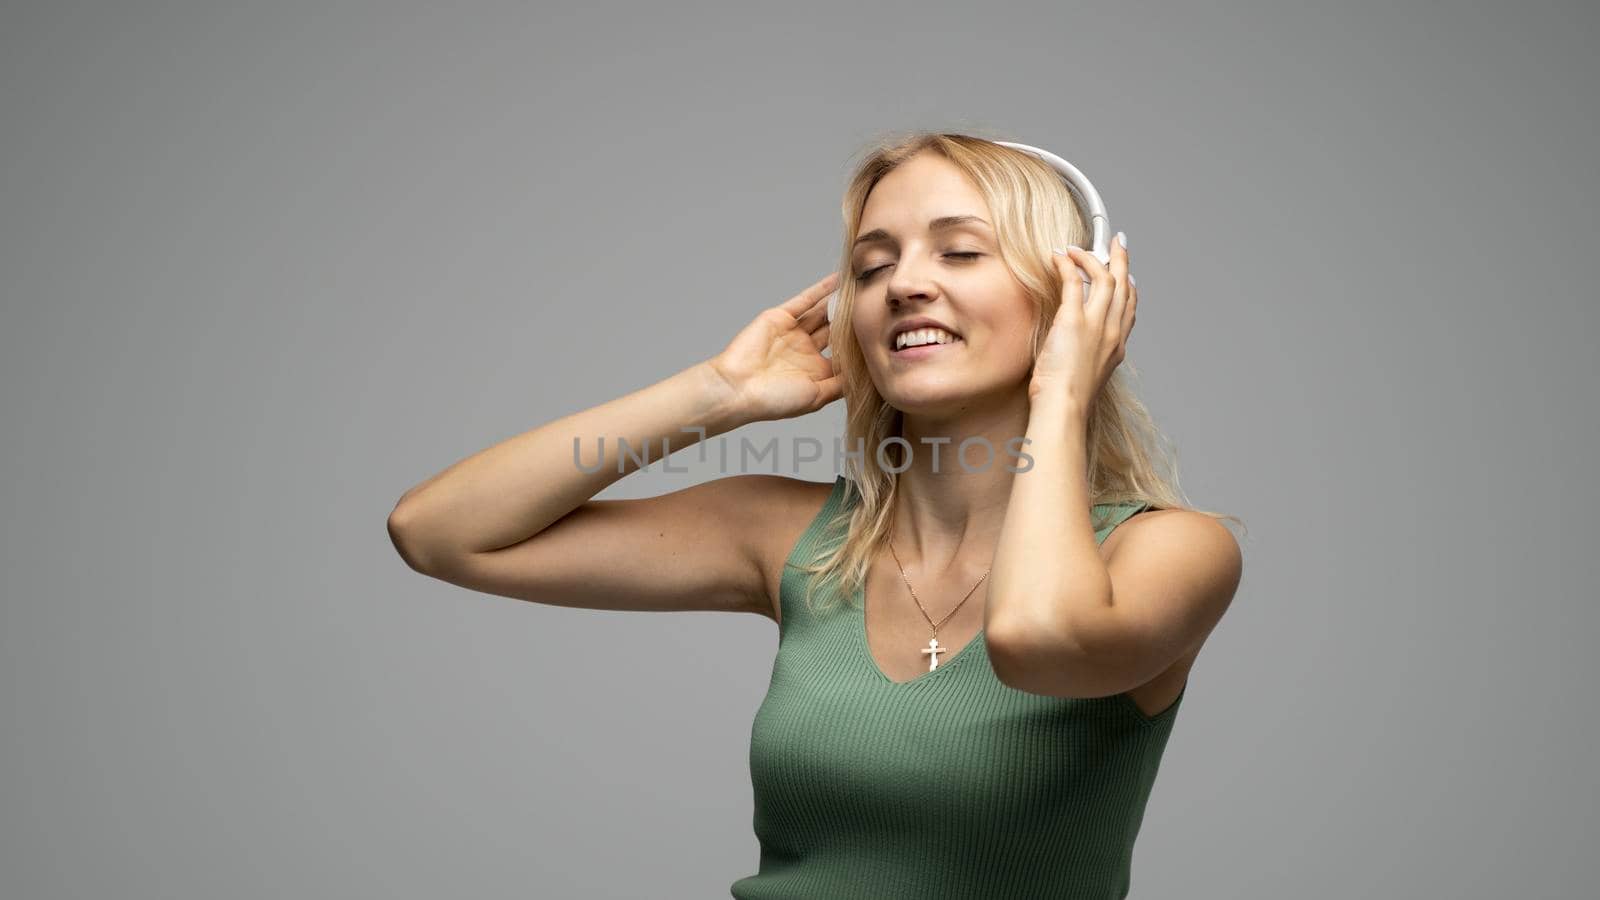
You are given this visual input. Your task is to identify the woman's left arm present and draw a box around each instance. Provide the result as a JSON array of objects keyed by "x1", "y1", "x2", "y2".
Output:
[{"x1": 985, "y1": 236, "x2": 1242, "y2": 698}]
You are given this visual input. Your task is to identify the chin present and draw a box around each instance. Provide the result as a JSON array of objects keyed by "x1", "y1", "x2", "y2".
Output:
[{"x1": 885, "y1": 381, "x2": 995, "y2": 417}]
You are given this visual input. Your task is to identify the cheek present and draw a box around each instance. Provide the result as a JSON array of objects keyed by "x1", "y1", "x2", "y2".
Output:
[
  {"x1": 989, "y1": 329, "x2": 1038, "y2": 370},
  {"x1": 974, "y1": 309, "x2": 1040, "y2": 371},
  {"x1": 851, "y1": 315, "x2": 881, "y2": 352},
  {"x1": 977, "y1": 298, "x2": 1039, "y2": 348}
]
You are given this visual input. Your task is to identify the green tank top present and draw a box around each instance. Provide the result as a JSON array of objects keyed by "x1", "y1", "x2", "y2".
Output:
[{"x1": 731, "y1": 475, "x2": 1185, "y2": 900}]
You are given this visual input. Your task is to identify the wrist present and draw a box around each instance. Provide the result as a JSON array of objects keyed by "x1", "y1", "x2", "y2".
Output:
[
  {"x1": 1028, "y1": 382, "x2": 1092, "y2": 423},
  {"x1": 688, "y1": 359, "x2": 755, "y2": 435}
]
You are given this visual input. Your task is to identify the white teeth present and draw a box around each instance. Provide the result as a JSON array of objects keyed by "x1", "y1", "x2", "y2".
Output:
[{"x1": 894, "y1": 327, "x2": 959, "y2": 350}]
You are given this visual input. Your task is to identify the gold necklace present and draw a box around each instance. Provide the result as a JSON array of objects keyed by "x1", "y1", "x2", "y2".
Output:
[{"x1": 886, "y1": 539, "x2": 991, "y2": 673}]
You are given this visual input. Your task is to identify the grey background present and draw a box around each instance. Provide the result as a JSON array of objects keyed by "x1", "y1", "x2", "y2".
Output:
[{"x1": 2, "y1": 1, "x2": 1594, "y2": 897}]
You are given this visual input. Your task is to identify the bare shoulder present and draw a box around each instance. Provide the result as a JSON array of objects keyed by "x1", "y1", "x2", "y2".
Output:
[
  {"x1": 718, "y1": 474, "x2": 839, "y2": 626},
  {"x1": 1096, "y1": 507, "x2": 1242, "y2": 715},
  {"x1": 1100, "y1": 505, "x2": 1241, "y2": 574}
]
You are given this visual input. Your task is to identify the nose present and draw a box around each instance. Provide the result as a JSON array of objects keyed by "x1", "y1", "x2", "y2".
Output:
[{"x1": 883, "y1": 252, "x2": 941, "y2": 308}]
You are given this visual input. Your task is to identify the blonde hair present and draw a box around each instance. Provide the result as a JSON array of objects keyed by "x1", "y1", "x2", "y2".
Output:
[{"x1": 793, "y1": 130, "x2": 1245, "y2": 615}]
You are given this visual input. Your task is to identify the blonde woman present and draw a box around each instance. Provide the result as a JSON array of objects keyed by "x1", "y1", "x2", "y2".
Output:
[{"x1": 387, "y1": 131, "x2": 1244, "y2": 899}]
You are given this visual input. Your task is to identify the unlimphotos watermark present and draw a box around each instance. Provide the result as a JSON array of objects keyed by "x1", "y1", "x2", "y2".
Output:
[{"x1": 573, "y1": 427, "x2": 1036, "y2": 475}]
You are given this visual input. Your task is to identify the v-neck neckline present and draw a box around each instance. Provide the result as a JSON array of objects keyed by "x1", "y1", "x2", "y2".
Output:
[
  {"x1": 831, "y1": 476, "x2": 1146, "y2": 688},
  {"x1": 854, "y1": 578, "x2": 985, "y2": 687}
]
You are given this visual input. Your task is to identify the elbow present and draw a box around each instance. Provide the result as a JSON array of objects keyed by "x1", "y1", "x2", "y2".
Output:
[
  {"x1": 387, "y1": 499, "x2": 446, "y2": 576},
  {"x1": 986, "y1": 616, "x2": 1098, "y2": 699}
]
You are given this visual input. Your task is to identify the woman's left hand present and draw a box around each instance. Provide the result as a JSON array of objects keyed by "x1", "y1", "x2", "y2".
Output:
[{"x1": 1027, "y1": 232, "x2": 1138, "y2": 410}]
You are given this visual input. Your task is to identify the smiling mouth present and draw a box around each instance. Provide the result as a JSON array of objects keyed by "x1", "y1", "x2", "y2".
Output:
[{"x1": 890, "y1": 328, "x2": 963, "y2": 352}]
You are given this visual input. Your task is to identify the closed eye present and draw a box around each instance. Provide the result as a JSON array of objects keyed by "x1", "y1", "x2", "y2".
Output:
[{"x1": 856, "y1": 252, "x2": 981, "y2": 283}]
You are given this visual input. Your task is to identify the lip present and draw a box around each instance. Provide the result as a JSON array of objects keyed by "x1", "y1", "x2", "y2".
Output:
[
  {"x1": 887, "y1": 316, "x2": 962, "y2": 351},
  {"x1": 890, "y1": 340, "x2": 960, "y2": 362}
]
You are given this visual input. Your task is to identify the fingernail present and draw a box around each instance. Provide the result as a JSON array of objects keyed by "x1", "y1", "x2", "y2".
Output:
[
  {"x1": 1117, "y1": 231, "x2": 1127, "y2": 249},
  {"x1": 1129, "y1": 274, "x2": 1136, "y2": 286},
  {"x1": 1052, "y1": 246, "x2": 1068, "y2": 256}
]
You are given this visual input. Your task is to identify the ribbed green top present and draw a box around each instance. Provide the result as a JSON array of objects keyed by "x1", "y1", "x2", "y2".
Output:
[{"x1": 732, "y1": 475, "x2": 1184, "y2": 900}]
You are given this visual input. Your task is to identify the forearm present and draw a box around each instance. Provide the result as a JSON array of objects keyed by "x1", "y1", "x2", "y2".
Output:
[
  {"x1": 388, "y1": 360, "x2": 749, "y2": 563},
  {"x1": 986, "y1": 387, "x2": 1112, "y2": 659}
]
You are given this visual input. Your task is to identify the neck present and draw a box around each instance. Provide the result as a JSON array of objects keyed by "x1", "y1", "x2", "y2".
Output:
[{"x1": 889, "y1": 388, "x2": 1031, "y2": 577}]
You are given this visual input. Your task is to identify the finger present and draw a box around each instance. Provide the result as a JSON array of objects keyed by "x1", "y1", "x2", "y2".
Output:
[
  {"x1": 805, "y1": 310, "x2": 830, "y2": 335},
  {"x1": 1059, "y1": 246, "x2": 1102, "y2": 298},
  {"x1": 813, "y1": 371, "x2": 846, "y2": 408},
  {"x1": 1121, "y1": 273, "x2": 1138, "y2": 337},
  {"x1": 779, "y1": 271, "x2": 841, "y2": 318},
  {"x1": 1107, "y1": 231, "x2": 1130, "y2": 336},
  {"x1": 796, "y1": 299, "x2": 829, "y2": 333},
  {"x1": 1072, "y1": 245, "x2": 1114, "y2": 323},
  {"x1": 1052, "y1": 248, "x2": 1090, "y2": 315},
  {"x1": 810, "y1": 319, "x2": 831, "y2": 350},
  {"x1": 787, "y1": 290, "x2": 833, "y2": 330}
]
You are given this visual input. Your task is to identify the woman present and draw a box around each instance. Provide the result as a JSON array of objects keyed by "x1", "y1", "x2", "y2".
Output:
[{"x1": 387, "y1": 132, "x2": 1244, "y2": 898}]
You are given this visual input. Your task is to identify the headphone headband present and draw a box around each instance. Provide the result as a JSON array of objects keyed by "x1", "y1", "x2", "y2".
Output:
[{"x1": 992, "y1": 140, "x2": 1112, "y2": 267}]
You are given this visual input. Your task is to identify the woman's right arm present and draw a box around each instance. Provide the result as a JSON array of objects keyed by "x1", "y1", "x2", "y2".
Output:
[{"x1": 385, "y1": 272, "x2": 842, "y2": 620}]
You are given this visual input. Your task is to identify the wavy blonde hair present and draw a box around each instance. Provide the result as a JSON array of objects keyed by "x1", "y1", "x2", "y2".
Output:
[{"x1": 792, "y1": 130, "x2": 1245, "y2": 615}]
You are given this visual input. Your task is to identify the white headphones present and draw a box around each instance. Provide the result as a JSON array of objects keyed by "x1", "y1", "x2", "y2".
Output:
[
  {"x1": 993, "y1": 140, "x2": 1113, "y2": 269},
  {"x1": 832, "y1": 139, "x2": 1111, "y2": 323}
]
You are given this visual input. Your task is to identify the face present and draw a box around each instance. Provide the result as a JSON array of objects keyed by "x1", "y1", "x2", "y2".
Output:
[{"x1": 849, "y1": 152, "x2": 1039, "y2": 418}]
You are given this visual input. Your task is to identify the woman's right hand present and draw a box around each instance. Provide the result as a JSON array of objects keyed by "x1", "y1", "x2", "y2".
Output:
[{"x1": 704, "y1": 271, "x2": 845, "y2": 423}]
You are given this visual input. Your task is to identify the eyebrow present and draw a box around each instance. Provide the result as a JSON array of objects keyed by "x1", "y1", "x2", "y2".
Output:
[{"x1": 852, "y1": 215, "x2": 992, "y2": 249}]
